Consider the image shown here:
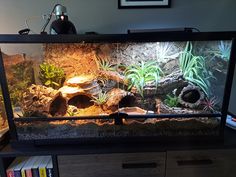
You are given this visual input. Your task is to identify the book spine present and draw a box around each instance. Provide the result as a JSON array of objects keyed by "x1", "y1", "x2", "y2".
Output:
[
  {"x1": 39, "y1": 168, "x2": 47, "y2": 177},
  {"x1": 46, "y1": 168, "x2": 53, "y2": 177},
  {"x1": 21, "y1": 169, "x2": 26, "y2": 177},
  {"x1": 32, "y1": 168, "x2": 39, "y2": 177},
  {"x1": 26, "y1": 169, "x2": 33, "y2": 177},
  {"x1": 14, "y1": 170, "x2": 22, "y2": 177},
  {"x1": 6, "y1": 170, "x2": 14, "y2": 177}
]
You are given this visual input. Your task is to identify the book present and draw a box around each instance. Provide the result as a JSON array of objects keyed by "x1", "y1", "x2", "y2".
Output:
[
  {"x1": 31, "y1": 156, "x2": 45, "y2": 177},
  {"x1": 21, "y1": 156, "x2": 38, "y2": 177},
  {"x1": 6, "y1": 157, "x2": 24, "y2": 177},
  {"x1": 46, "y1": 158, "x2": 53, "y2": 177},
  {"x1": 13, "y1": 157, "x2": 29, "y2": 177},
  {"x1": 6, "y1": 156, "x2": 52, "y2": 177},
  {"x1": 26, "y1": 157, "x2": 39, "y2": 177},
  {"x1": 38, "y1": 156, "x2": 51, "y2": 177}
]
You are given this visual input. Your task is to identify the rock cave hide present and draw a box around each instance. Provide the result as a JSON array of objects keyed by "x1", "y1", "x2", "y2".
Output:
[
  {"x1": 59, "y1": 75, "x2": 102, "y2": 109},
  {"x1": 21, "y1": 84, "x2": 67, "y2": 117},
  {"x1": 103, "y1": 88, "x2": 134, "y2": 112},
  {"x1": 178, "y1": 84, "x2": 205, "y2": 109}
]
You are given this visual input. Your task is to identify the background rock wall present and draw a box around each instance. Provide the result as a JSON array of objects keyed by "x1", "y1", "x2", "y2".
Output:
[{"x1": 43, "y1": 42, "x2": 182, "y2": 78}]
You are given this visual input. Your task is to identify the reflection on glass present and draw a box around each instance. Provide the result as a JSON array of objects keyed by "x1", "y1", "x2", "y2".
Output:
[{"x1": 0, "y1": 88, "x2": 8, "y2": 132}]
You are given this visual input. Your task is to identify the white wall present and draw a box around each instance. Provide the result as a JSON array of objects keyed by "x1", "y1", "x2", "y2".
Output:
[
  {"x1": 1, "y1": 0, "x2": 236, "y2": 34},
  {"x1": 0, "y1": 0, "x2": 235, "y2": 113}
]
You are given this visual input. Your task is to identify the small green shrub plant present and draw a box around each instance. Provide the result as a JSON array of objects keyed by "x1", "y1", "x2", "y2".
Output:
[
  {"x1": 91, "y1": 92, "x2": 108, "y2": 106},
  {"x1": 164, "y1": 94, "x2": 179, "y2": 107},
  {"x1": 39, "y1": 62, "x2": 65, "y2": 89}
]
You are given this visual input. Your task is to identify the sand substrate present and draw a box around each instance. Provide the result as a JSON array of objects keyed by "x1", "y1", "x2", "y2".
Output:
[{"x1": 15, "y1": 117, "x2": 220, "y2": 140}]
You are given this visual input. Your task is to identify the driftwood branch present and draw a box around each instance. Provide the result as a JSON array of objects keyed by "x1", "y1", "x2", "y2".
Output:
[
  {"x1": 21, "y1": 85, "x2": 67, "y2": 117},
  {"x1": 131, "y1": 70, "x2": 188, "y2": 96},
  {"x1": 158, "y1": 100, "x2": 203, "y2": 114}
]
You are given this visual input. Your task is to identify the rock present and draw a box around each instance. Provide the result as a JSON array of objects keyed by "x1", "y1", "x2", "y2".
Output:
[
  {"x1": 178, "y1": 85, "x2": 204, "y2": 108},
  {"x1": 66, "y1": 105, "x2": 79, "y2": 116},
  {"x1": 43, "y1": 44, "x2": 100, "y2": 77},
  {"x1": 21, "y1": 84, "x2": 67, "y2": 117},
  {"x1": 59, "y1": 86, "x2": 84, "y2": 99},
  {"x1": 103, "y1": 88, "x2": 133, "y2": 111},
  {"x1": 60, "y1": 75, "x2": 103, "y2": 109},
  {"x1": 60, "y1": 75, "x2": 102, "y2": 99},
  {"x1": 118, "y1": 107, "x2": 147, "y2": 115},
  {"x1": 65, "y1": 75, "x2": 95, "y2": 87},
  {"x1": 162, "y1": 59, "x2": 180, "y2": 75},
  {"x1": 98, "y1": 70, "x2": 128, "y2": 85},
  {"x1": 68, "y1": 95, "x2": 93, "y2": 109}
]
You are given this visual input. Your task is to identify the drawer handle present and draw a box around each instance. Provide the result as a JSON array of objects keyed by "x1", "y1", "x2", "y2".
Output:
[
  {"x1": 177, "y1": 159, "x2": 213, "y2": 166},
  {"x1": 122, "y1": 162, "x2": 157, "y2": 169}
]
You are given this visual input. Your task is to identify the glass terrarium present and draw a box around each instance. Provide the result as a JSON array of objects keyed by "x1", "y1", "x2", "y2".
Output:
[{"x1": 0, "y1": 33, "x2": 235, "y2": 144}]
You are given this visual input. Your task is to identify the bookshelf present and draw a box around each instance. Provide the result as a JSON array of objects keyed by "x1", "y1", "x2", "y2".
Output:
[
  {"x1": 0, "y1": 127, "x2": 236, "y2": 177},
  {"x1": 0, "y1": 155, "x2": 58, "y2": 177}
]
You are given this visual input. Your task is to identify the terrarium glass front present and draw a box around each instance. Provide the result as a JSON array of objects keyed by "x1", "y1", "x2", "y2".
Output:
[{"x1": 0, "y1": 40, "x2": 232, "y2": 140}]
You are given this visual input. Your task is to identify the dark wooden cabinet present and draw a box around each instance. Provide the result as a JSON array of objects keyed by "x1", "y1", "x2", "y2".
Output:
[
  {"x1": 166, "y1": 149, "x2": 236, "y2": 177},
  {"x1": 58, "y1": 152, "x2": 166, "y2": 177}
]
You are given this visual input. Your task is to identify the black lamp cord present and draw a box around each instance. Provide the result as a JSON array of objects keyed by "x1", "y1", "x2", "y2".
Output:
[{"x1": 40, "y1": 3, "x2": 62, "y2": 34}]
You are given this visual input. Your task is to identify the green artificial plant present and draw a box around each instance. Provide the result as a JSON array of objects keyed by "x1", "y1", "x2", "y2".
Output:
[
  {"x1": 95, "y1": 55, "x2": 116, "y2": 71},
  {"x1": 156, "y1": 42, "x2": 179, "y2": 61},
  {"x1": 179, "y1": 42, "x2": 210, "y2": 97},
  {"x1": 91, "y1": 92, "x2": 108, "y2": 106},
  {"x1": 125, "y1": 60, "x2": 163, "y2": 97},
  {"x1": 211, "y1": 41, "x2": 231, "y2": 60},
  {"x1": 39, "y1": 62, "x2": 65, "y2": 89},
  {"x1": 164, "y1": 94, "x2": 179, "y2": 107}
]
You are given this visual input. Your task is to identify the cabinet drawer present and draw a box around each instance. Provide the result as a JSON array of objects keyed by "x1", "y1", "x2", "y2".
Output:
[
  {"x1": 58, "y1": 152, "x2": 166, "y2": 177},
  {"x1": 166, "y1": 149, "x2": 236, "y2": 177}
]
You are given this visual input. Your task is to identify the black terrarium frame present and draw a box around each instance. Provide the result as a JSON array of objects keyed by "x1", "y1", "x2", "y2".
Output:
[{"x1": 0, "y1": 32, "x2": 235, "y2": 145}]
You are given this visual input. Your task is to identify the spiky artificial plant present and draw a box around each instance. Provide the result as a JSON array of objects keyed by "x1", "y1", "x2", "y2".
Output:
[
  {"x1": 125, "y1": 60, "x2": 163, "y2": 97},
  {"x1": 179, "y1": 42, "x2": 210, "y2": 97}
]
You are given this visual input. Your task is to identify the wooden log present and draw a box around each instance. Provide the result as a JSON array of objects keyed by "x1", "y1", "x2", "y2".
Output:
[
  {"x1": 178, "y1": 84, "x2": 205, "y2": 108},
  {"x1": 131, "y1": 70, "x2": 188, "y2": 96},
  {"x1": 103, "y1": 88, "x2": 134, "y2": 111},
  {"x1": 156, "y1": 99, "x2": 203, "y2": 114},
  {"x1": 21, "y1": 84, "x2": 67, "y2": 117},
  {"x1": 157, "y1": 70, "x2": 188, "y2": 95}
]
